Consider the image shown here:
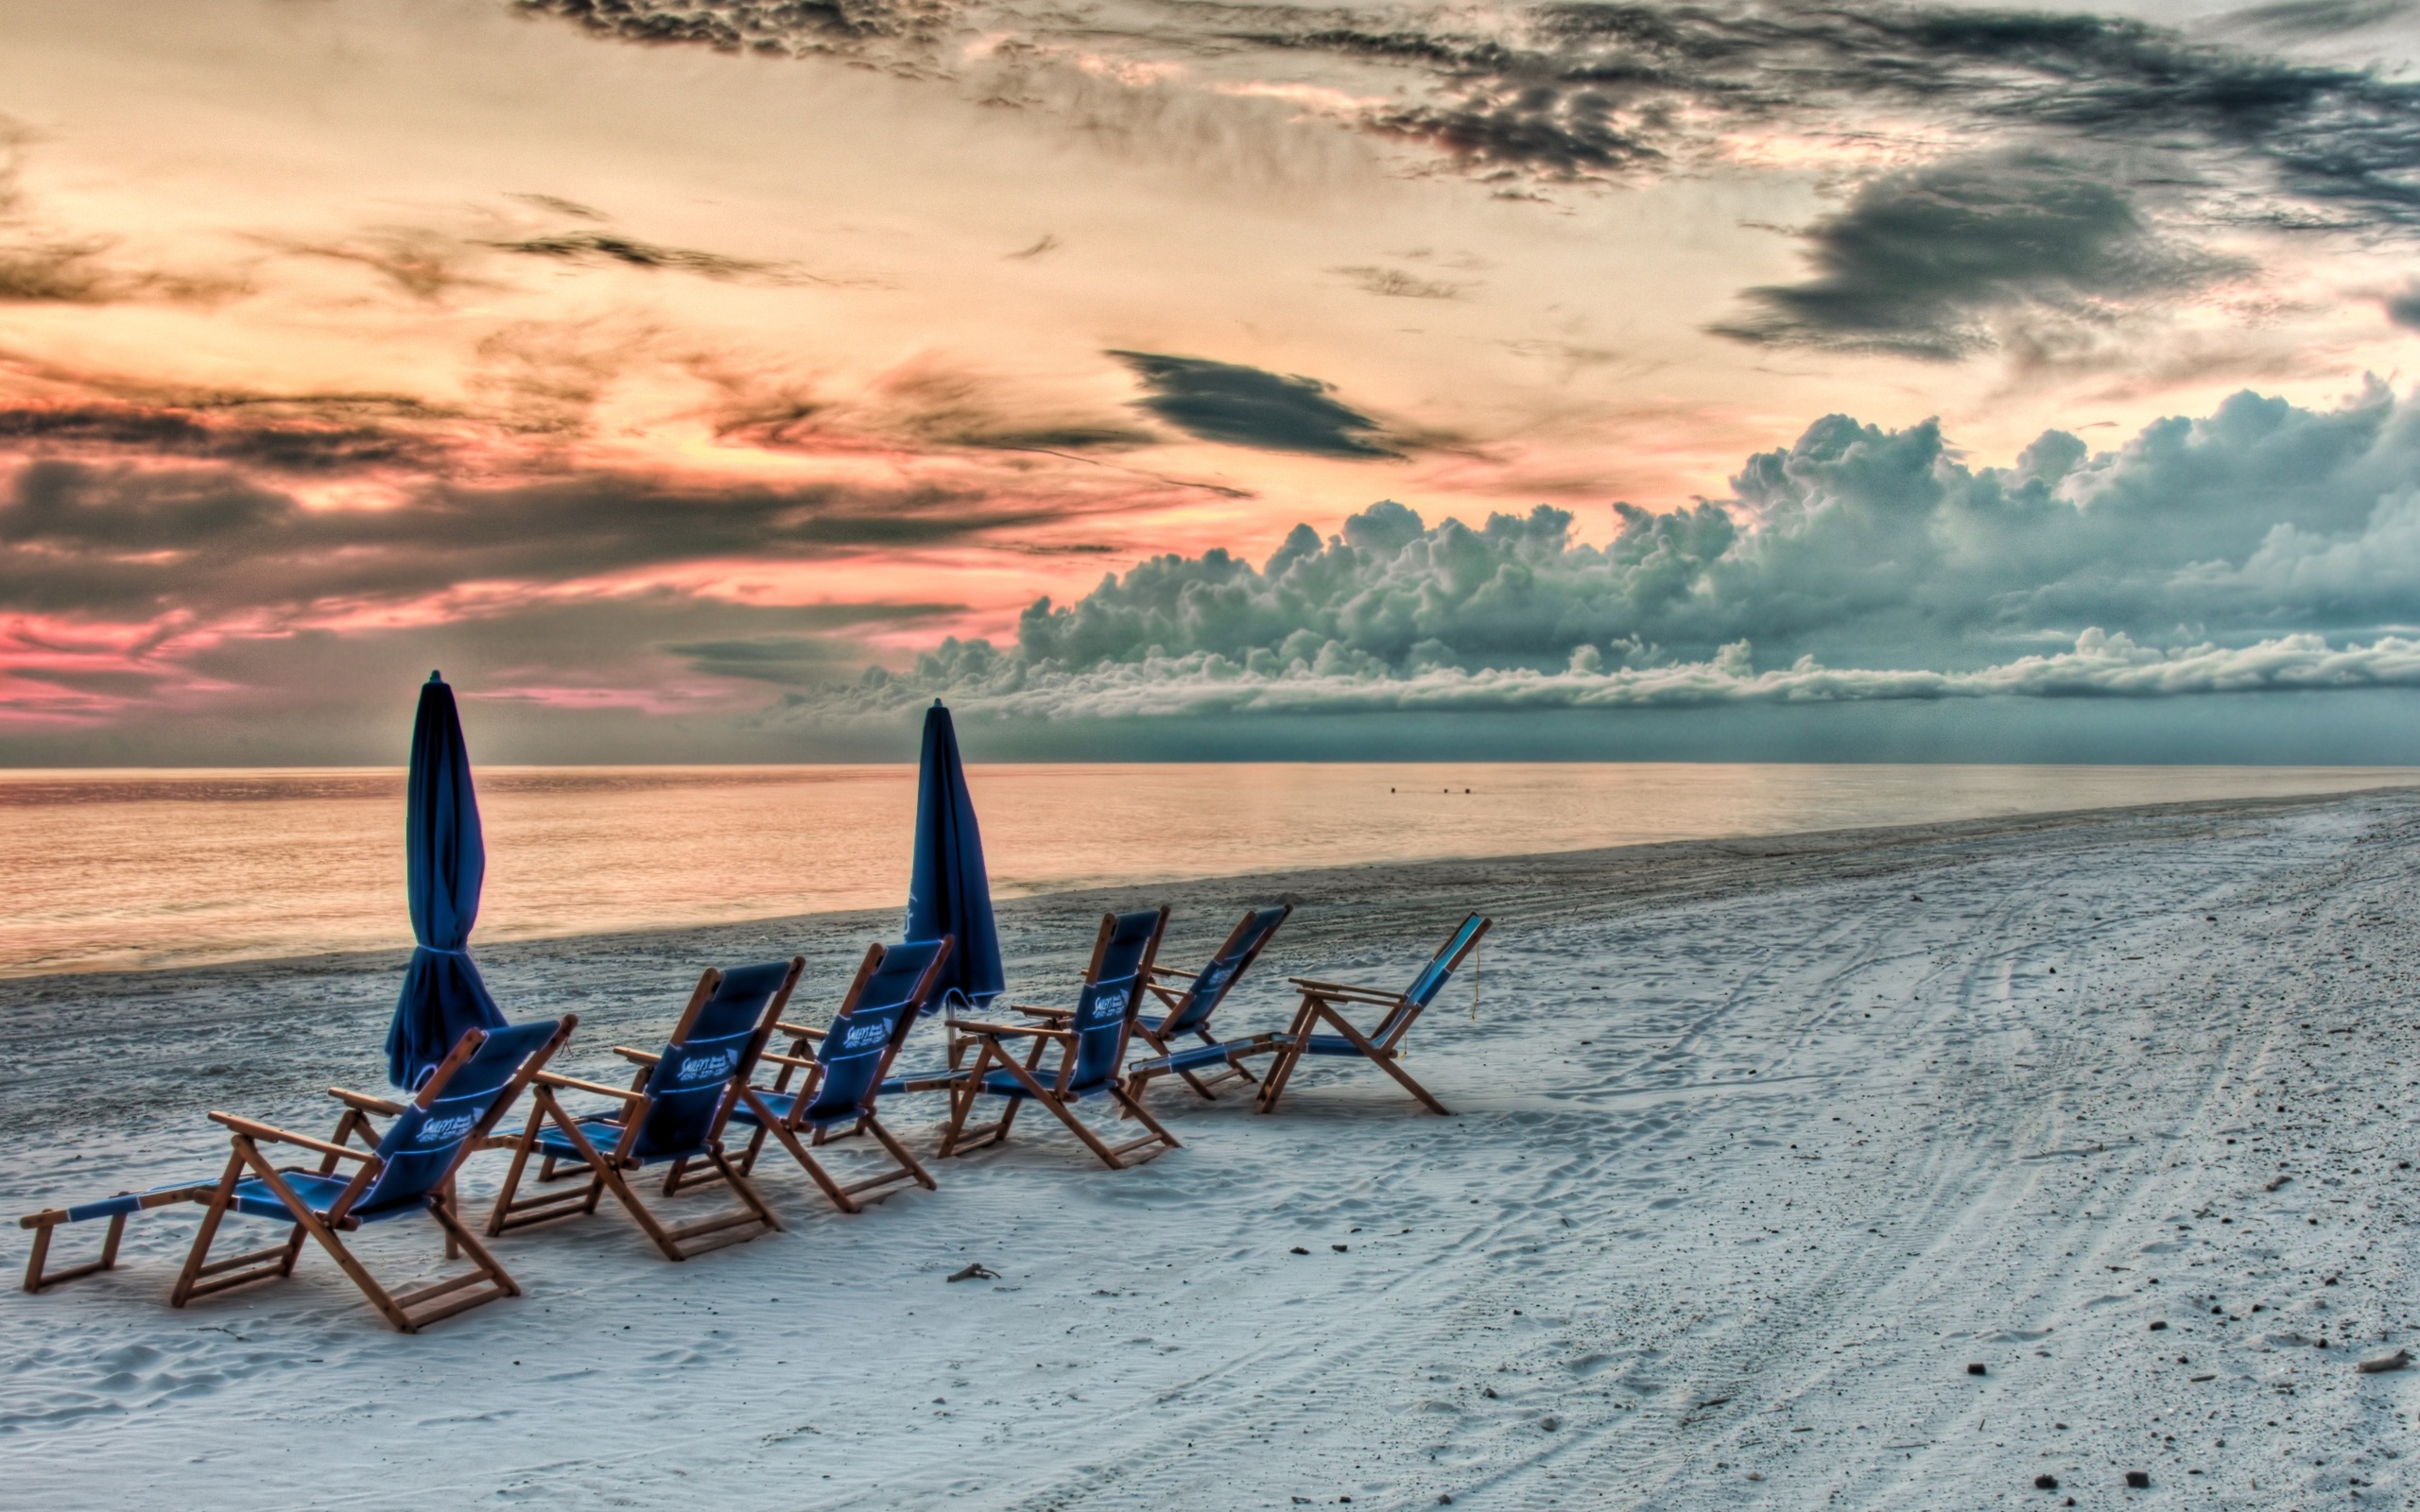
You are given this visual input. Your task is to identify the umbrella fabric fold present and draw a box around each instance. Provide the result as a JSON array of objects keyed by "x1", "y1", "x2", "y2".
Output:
[
  {"x1": 905, "y1": 701, "x2": 1004, "y2": 1013},
  {"x1": 384, "y1": 672, "x2": 510, "y2": 1089}
]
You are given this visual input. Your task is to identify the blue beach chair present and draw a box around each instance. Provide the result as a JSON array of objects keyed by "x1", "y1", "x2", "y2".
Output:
[
  {"x1": 156, "y1": 1017, "x2": 575, "y2": 1332},
  {"x1": 1116, "y1": 904, "x2": 1292, "y2": 1107},
  {"x1": 485, "y1": 959, "x2": 799, "y2": 1261},
  {"x1": 726, "y1": 937, "x2": 952, "y2": 1212},
  {"x1": 936, "y1": 908, "x2": 1182, "y2": 1169},
  {"x1": 1253, "y1": 914, "x2": 1492, "y2": 1116}
]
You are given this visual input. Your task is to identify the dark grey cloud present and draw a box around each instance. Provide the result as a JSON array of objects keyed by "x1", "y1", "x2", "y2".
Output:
[
  {"x1": 666, "y1": 613, "x2": 961, "y2": 685},
  {"x1": 483, "y1": 230, "x2": 782, "y2": 280},
  {"x1": 0, "y1": 457, "x2": 1055, "y2": 619},
  {"x1": 274, "y1": 231, "x2": 491, "y2": 302},
  {"x1": 0, "y1": 403, "x2": 449, "y2": 473},
  {"x1": 1332, "y1": 264, "x2": 1466, "y2": 299},
  {"x1": 1109, "y1": 351, "x2": 1398, "y2": 458},
  {"x1": 2390, "y1": 282, "x2": 2420, "y2": 327},
  {"x1": 511, "y1": 0, "x2": 917, "y2": 54},
  {"x1": 512, "y1": 0, "x2": 2420, "y2": 233},
  {"x1": 510, "y1": 192, "x2": 608, "y2": 219},
  {"x1": 1714, "y1": 153, "x2": 2233, "y2": 358}
]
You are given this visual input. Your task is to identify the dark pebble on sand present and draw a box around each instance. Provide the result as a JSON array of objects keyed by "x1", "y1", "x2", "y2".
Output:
[
  {"x1": 2149, "y1": 1321, "x2": 2167, "y2": 1331},
  {"x1": 2035, "y1": 1474, "x2": 2059, "y2": 1490},
  {"x1": 2125, "y1": 1470, "x2": 2152, "y2": 1489},
  {"x1": 1289, "y1": 1246, "x2": 1309, "y2": 1255},
  {"x1": 1967, "y1": 1363, "x2": 1987, "y2": 1375}
]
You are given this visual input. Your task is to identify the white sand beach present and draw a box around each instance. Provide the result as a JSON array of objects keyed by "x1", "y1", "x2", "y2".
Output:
[{"x1": 4, "y1": 789, "x2": 2416, "y2": 1509}]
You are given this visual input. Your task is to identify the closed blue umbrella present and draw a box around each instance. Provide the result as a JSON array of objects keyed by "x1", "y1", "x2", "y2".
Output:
[
  {"x1": 384, "y1": 671, "x2": 510, "y2": 1088},
  {"x1": 906, "y1": 700, "x2": 1003, "y2": 1013}
]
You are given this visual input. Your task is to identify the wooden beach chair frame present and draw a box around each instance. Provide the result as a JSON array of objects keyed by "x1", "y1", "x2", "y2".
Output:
[
  {"x1": 164, "y1": 1016, "x2": 576, "y2": 1332},
  {"x1": 726, "y1": 937, "x2": 951, "y2": 1212},
  {"x1": 1255, "y1": 914, "x2": 1493, "y2": 1116},
  {"x1": 937, "y1": 908, "x2": 1183, "y2": 1169},
  {"x1": 485, "y1": 960, "x2": 798, "y2": 1262},
  {"x1": 20, "y1": 1074, "x2": 434, "y2": 1295},
  {"x1": 1115, "y1": 903, "x2": 1293, "y2": 1106}
]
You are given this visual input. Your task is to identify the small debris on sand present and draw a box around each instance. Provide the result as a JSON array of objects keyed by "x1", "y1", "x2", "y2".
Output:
[
  {"x1": 2358, "y1": 1349, "x2": 2412, "y2": 1374},
  {"x1": 2125, "y1": 1470, "x2": 2152, "y2": 1489},
  {"x1": 1966, "y1": 1363, "x2": 1987, "y2": 1375},
  {"x1": 945, "y1": 1263, "x2": 999, "y2": 1282},
  {"x1": 2035, "y1": 1473, "x2": 2059, "y2": 1489}
]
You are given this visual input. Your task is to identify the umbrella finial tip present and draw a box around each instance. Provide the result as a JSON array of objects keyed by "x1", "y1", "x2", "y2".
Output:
[
  {"x1": 932, "y1": 697, "x2": 943, "y2": 708},
  {"x1": 427, "y1": 669, "x2": 442, "y2": 684}
]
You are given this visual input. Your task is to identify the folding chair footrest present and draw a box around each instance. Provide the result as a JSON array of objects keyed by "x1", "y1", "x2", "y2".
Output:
[
  {"x1": 179, "y1": 1252, "x2": 296, "y2": 1301},
  {"x1": 490, "y1": 1186, "x2": 597, "y2": 1231},
  {"x1": 836, "y1": 1168, "x2": 923, "y2": 1198},
  {"x1": 398, "y1": 1280, "x2": 513, "y2": 1331}
]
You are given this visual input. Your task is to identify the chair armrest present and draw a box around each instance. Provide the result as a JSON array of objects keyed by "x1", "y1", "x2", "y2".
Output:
[
  {"x1": 758, "y1": 1050, "x2": 820, "y2": 1071},
  {"x1": 1003, "y1": 1001, "x2": 1072, "y2": 1019},
  {"x1": 1288, "y1": 979, "x2": 1409, "y2": 1006},
  {"x1": 948, "y1": 1019, "x2": 1070, "y2": 1041},
  {"x1": 537, "y1": 1071, "x2": 647, "y2": 1101},
  {"x1": 326, "y1": 1087, "x2": 405, "y2": 1117},
  {"x1": 1148, "y1": 965, "x2": 1199, "y2": 980},
  {"x1": 611, "y1": 1045, "x2": 661, "y2": 1065},
  {"x1": 208, "y1": 1112, "x2": 374, "y2": 1162},
  {"x1": 775, "y1": 1022, "x2": 827, "y2": 1041}
]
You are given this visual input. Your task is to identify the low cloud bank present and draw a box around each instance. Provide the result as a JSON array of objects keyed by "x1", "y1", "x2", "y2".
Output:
[
  {"x1": 785, "y1": 628, "x2": 2420, "y2": 721},
  {"x1": 771, "y1": 382, "x2": 2420, "y2": 722}
]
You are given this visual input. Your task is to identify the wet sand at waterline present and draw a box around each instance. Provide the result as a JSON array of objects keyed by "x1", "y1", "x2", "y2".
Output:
[{"x1": 5, "y1": 789, "x2": 2416, "y2": 1508}]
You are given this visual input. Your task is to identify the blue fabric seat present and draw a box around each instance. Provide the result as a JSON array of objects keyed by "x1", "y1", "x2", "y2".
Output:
[
  {"x1": 486, "y1": 959, "x2": 800, "y2": 1262},
  {"x1": 1118, "y1": 905, "x2": 1292, "y2": 1107},
  {"x1": 725, "y1": 938, "x2": 950, "y2": 1212},
  {"x1": 932, "y1": 908, "x2": 1184, "y2": 1170},
  {"x1": 531, "y1": 1114, "x2": 707, "y2": 1168},
  {"x1": 122, "y1": 1018, "x2": 575, "y2": 1332},
  {"x1": 223, "y1": 1171, "x2": 433, "y2": 1224},
  {"x1": 1300, "y1": 1035, "x2": 1381, "y2": 1057},
  {"x1": 1126, "y1": 1040, "x2": 1249, "y2": 1078},
  {"x1": 1255, "y1": 914, "x2": 1492, "y2": 1117}
]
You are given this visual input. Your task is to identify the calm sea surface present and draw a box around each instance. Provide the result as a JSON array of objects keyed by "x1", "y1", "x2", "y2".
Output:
[{"x1": 2, "y1": 763, "x2": 2411, "y2": 977}]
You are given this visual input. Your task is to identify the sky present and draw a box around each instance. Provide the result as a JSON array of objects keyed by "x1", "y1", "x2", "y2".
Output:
[{"x1": 7, "y1": 0, "x2": 2420, "y2": 764}]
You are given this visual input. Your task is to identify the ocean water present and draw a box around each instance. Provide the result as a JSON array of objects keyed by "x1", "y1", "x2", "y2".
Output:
[{"x1": 2, "y1": 763, "x2": 2411, "y2": 977}]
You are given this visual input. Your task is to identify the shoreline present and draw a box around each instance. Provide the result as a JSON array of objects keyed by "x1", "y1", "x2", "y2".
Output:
[{"x1": 5, "y1": 782, "x2": 2411, "y2": 997}]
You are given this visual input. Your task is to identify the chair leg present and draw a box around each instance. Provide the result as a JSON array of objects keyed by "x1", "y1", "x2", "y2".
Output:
[
  {"x1": 941, "y1": 1042, "x2": 1023, "y2": 1157},
  {"x1": 1363, "y1": 1045, "x2": 1453, "y2": 1116},
  {"x1": 863, "y1": 1114, "x2": 940, "y2": 1192},
  {"x1": 1105, "y1": 1085, "x2": 1183, "y2": 1163},
  {"x1": 20, "y1": 1211, "x2": 134, "y2": 1293},
  {"x1": 1255, "y1": 1040, "x2": 1304, "y2": 1113},
  {"x1": 761, "y1": 1119, "x2": 860, "y2": 1213},
  {"x1": 485, "y1": 1108, "x2": 546, "y2": 1236},
  {"x1": 169, "y1": 1153, "x2": 250, "y2": 1308}
]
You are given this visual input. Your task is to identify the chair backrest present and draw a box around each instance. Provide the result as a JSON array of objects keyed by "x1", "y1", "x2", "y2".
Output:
[
  {"x1": 1064, "y1": 907, "x2": 1168, "y2": 1092},
  {"x1": 628, "y1": 959, "x2": 802, "y2": 1159},
  {"x1": 797, "y1": 937, "x2": 952, "y2": 1123},
  {"x1": 1157, "y1": 904, "x2": 1291, "y2": 1036},
  {"x1": 1376, "y1": 914, "x2": 1493, "y2": 1042},
  {"x1": 349, "y1": 1017, "x2": 574, "y2": 1216}
]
